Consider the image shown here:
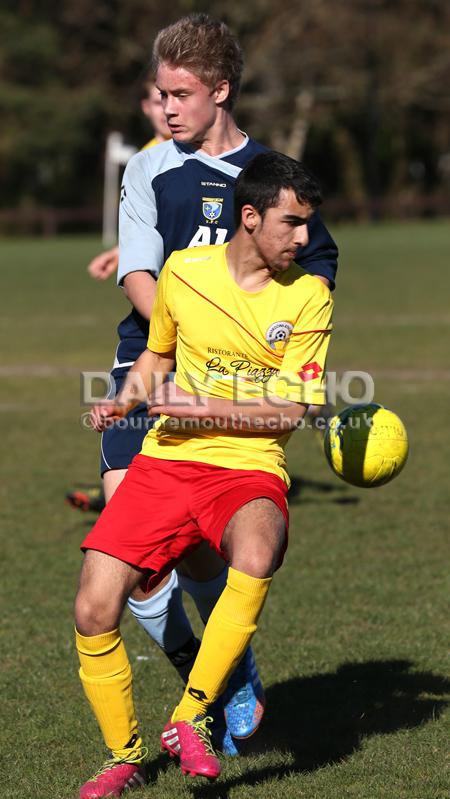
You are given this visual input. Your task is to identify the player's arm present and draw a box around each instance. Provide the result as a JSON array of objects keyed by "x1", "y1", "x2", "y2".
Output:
[
  {"x1": 118, "y1": 151, "x2": 165, "y2": 319},
  {"x1": 122, "y1": 271, "x2": 157, "y2": 320},
  {"x1": 90, "y1": 348, "x2": 175, "y2": 431},
  {"x1": 91, "y1": 260, "x2": 177, "y2": 431},
  {"x1": 148, "y1": 382, "x2": 308, "y2": 431},
  {"x1": 296, "y1": 211, "x2": 338, "y2": 289}
]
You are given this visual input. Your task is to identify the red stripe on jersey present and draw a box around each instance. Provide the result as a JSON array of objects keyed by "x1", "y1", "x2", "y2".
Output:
[
  {"x1": 290, "y1": 329, "x2": 331, "y2": 337},
  {"x1": 172, "y1": 270, "x2": 280, "y2": 359}
]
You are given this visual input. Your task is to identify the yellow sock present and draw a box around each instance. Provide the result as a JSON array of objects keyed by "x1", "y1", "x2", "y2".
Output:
[
  {"x1": 173, "y1": 567, "x2": 272, "y2": 721},
  {"x1": 76, "y1": 628, "x2": 143, "y2": 759}
]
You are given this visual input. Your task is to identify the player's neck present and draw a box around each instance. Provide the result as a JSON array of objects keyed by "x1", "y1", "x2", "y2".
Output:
[
  {"x1": 226, "y1": 237, "x2": 273, "y2": 293},
  {"x1": 195, "y1": 112, "x2": 245, "y2": 157}
]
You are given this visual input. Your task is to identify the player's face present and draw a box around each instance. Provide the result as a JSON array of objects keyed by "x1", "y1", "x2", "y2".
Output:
[
  {"x1": 141, "y1": 84, "x2": 171, "y2": 140},
  {"x1": 251, "y1": 189, "x2": 313, "y2": 272},
  {"x1": 156, "y1": 63, "x2": 223, "y2": 145}
]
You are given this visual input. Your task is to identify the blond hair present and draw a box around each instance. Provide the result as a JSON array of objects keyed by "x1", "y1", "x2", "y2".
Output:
[{"x1": 153, "y1": 13, "x2": 243, "y2": 110}]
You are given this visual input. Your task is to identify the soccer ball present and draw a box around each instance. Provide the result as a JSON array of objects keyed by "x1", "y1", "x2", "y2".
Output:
[{"x1": 324, "y1": 403, "x2": 409, "y2": 488}]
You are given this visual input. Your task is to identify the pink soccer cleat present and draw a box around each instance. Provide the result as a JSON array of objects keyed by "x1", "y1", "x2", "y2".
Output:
[
  {"x1": 161, "y1": 716, "x2": 221, "y2": 779},
  {"x1": 79, "y1": 753, "x2": 146, "y2": 798}
]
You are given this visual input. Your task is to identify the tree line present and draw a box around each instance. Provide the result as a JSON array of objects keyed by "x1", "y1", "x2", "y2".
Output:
[{"x1": 1, "y1": 0, "x2": 449, "y2": 230}]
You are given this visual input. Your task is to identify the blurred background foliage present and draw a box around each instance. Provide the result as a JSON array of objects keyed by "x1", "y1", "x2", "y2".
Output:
[{"x1": 1, "y1": 0, "x2": 449, "y2": 228}]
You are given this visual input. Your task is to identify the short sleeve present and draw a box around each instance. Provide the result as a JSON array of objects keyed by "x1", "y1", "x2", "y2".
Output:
[
  {"x1": 268, "y1": 282, "x2": 333, "y2": 405},
  {"x1": 147, "y1": 260, "x2": 177, "y2": 353},
  {"x1": 295, "y1": 211, "x2": 338, "y2": 288},
  {"x1": 118, "y1": 151, "x2": 164, "y2": 285}
]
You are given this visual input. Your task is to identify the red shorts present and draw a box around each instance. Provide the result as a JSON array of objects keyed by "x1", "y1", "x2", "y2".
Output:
[{"x1": 81, "y1": 455, "x2": 289, "y2": 591}]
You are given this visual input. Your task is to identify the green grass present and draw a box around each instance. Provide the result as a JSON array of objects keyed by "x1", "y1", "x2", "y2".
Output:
[{"x1": 1, "y1": 223, "x2": 449, "y2": 798}]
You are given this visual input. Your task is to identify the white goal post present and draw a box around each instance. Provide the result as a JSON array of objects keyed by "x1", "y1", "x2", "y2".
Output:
[{"x1": 102, "y1": 132, "x2": 137, "y2": 246}]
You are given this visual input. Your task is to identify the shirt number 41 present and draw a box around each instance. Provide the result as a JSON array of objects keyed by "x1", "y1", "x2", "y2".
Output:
[{"x1": 188, "y1": 226, "x2": 228, "y2": 247}]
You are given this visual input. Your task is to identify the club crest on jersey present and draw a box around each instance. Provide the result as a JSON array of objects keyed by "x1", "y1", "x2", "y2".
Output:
[
  {"x1": 265, "y1": 321, "x2": 293, "y2": 352},
  {"x1": 202, "y1": 197, "x2": 223, "y2": 221}
]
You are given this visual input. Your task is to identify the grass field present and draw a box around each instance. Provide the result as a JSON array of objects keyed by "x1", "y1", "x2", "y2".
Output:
[{"x1": 1, "y1": 222, "x2": 449, "y2": 799}]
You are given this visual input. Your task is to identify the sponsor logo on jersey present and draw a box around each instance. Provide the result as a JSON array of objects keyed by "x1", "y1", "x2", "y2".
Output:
[
  {"x1": 298, "y1": 361, "x2": 322, "y2": 381},
  {"x1": 202, "y1": 197, "x2": 223, "y2": 221},
  {"x1": 201, "y1": 181, "x2": 227, "y2": 188},
  {"x1": 265, "y1": 321, "x2": 293, "y2": 352}
]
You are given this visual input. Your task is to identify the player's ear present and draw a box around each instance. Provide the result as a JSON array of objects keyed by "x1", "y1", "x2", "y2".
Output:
[
  {"x1": 241, "y1": 204, "x2": 260, "y2": 231},
  {"x1": 213, "y1": 80, "x2": 230, "y2": 106}
]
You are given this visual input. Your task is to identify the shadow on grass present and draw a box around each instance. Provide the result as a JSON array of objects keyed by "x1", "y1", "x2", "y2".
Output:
[
  {"x1": 187, "y1": 659, "x2": 449, "y2": 798},
  {"x1": 288, "y1": 475, "x2": 360, "y2": 505},
  {"x1": 144, "y1": 751, "x2": 173, "y2": 784}
]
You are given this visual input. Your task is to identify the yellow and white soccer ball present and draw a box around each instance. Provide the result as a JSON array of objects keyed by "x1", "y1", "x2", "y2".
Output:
[{"x1": 324, "y1": 403, "x2": 409, "y2": 488}]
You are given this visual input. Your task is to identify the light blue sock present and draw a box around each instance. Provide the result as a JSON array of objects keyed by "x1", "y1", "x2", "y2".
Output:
[
  {"x1": 177, "y1": 565, "x2": 228, "y2": 623},
  {"x1": 127, "y1": 570, "x2": 199, "y2": 683}
]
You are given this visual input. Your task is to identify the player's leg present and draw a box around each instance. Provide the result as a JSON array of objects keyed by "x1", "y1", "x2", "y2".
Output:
[
  {"x1": 101, "y1": 412, "x2": 249, "y2": 755},
  {"x1": 127, "y1": 576, "x2": 200, "y2": 684},
  {"x1": 77, "y1": 454, "x2": 212, "y2": 791},
  {"x1": 102, "y1": 414, "x2": 263, "y2": 752},
  {"x1": 177, "y1": 545, "x2": 264, "y2": 742},
  {"x1": 101, "y1": 422, "x2": 198, "y2": 684},
  {"x1": 102, "y1": 467, "x2": 127, "y2": 502},
  {"x1": 75, "y1": 548, "x2": 147, "y2": 798},
  {"x1": 162, "y1": 491, "x2": 287, "y2": 779},
  {"x1": 102, "y1": 393, "x2": 264, "y2": 744},
  {"x1": 176, "y1": 544, "x2": 242, "y2": 755},
  {"x1": 173, "y1": 498, "x2": 285, "y2": 719}
]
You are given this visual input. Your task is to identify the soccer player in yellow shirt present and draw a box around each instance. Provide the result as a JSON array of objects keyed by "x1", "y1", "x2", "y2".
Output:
[{"x1": 75, "y1": 151, "x2": 333, "y2": 797}]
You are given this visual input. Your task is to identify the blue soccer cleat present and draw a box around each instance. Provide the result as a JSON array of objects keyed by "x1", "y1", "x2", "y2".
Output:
[
  {"x1": 221, "y1": 727, "x2": 241, "y2": 756},
  {"x1": 208, "y1": 697, "x2": 240, "y2": 756},
  {"x1": 223, "y1": 647, "x2": 265, "y2": 739}
]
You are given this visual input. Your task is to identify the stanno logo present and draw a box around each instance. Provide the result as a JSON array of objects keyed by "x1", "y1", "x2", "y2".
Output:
[{"x1": 201, "y1": 181, "x2": 227, "y2": 188}]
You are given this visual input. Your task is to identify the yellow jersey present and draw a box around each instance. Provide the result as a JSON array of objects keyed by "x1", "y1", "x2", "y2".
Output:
[
  {"x1": 141, "y1": 136, "x2": 160, "y2": 150},
  {"x1": 142, "y1": 243, "x2": 333, "y2": 484}
]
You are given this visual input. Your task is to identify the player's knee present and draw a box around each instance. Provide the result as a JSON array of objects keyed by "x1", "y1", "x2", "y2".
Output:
[
  {"x1": 74, "y1": 588, "x2": 122, "y2": 636},
  {"x1": 230, "y1": 528, "x2": 286, "y2": 578},
  {"x1": 251, "y1": 539, "x2": 284, "y2": 577}
]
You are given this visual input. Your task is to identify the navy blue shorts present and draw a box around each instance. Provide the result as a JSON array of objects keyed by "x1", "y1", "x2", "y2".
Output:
[
  {"x1": 99, "y1": 357, "x2": 160, "y2": 475},
  {"x1": 100, "y1": 403, "x2": 158, "y2": 475}
]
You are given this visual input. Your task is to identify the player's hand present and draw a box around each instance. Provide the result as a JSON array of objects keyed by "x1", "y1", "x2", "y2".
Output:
[
  {"x1": 88, "y1": 246, "x2": 119, "y2": 280},
  {"x1": 90, "y1": 400, "x2": 125, "y2": 431},
  {"x1": 148, "y1": 383, "x2": 208, "y2": 418}
]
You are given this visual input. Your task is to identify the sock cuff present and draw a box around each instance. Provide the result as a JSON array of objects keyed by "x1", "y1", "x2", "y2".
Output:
[
  {"x1": 127, "y1": 570, "x2": 178, "y2": 617},
  {"x1": 79, "y1": 662, "x2": 132, "y2": 684},
  {"x1": 75, "y1": 627, "x2": 121, "y2": 656},
  {"x1": 227, "y1": 567, "x2": 272, "y2": 598}
]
